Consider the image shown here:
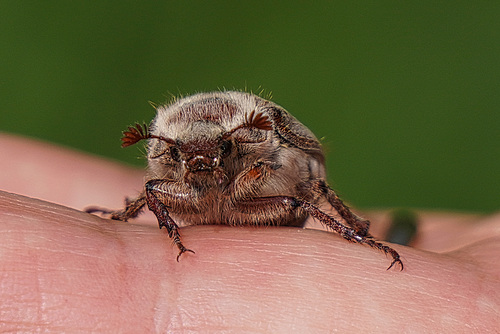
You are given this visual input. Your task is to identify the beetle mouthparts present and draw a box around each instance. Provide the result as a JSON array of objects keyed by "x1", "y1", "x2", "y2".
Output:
[{"x1": 184, "y1": 155, "x2": 219, "y2": 172}]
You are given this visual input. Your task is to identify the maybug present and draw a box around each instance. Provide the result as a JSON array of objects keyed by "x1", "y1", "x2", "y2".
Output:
[{"x1": 87, "y1": 91, "x2": 403, "y2": 270}]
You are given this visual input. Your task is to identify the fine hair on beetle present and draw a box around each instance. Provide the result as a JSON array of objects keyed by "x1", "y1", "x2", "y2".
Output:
[{"x1": 86, "y1": 91, "x2": 403, "y2": 270}]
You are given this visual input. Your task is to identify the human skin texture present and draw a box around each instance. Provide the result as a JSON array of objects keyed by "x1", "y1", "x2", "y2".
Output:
[{"x1": 0, "y1": 133, "x2": 499, "y2": 333}]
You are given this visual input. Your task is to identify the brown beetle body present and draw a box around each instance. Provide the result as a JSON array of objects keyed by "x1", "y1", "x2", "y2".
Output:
[
  {"x1": 87, "y1": 91, "x2": 403, "y2": 270},
  {"x1": 147, "y1": 92, "x2": 325, "y2": 228}
]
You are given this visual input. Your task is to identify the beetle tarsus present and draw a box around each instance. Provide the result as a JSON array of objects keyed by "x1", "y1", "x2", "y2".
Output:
[{"x1": 176, "y1": 247, "x2": 195, "y2": 262}]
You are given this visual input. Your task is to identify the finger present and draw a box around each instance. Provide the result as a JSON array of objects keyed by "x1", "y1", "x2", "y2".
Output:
[
  {"x1": 1, "y1": 191, "x2": 498, "y2": 332},
  {"x1": 0, "y1": 133, "x2": 144, "y2": 210},
  {"x1": 413, "y1": 212, "x2": 500, "y2": 252},
  {"x1": 365, "y1": 210, "x2": 500, "y2": 253}
]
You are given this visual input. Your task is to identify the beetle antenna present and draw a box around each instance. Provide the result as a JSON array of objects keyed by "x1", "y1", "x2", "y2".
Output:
[
  {"x1": 121, "y1": 123, "x2": 175, "y2": 147},
  {"x1": 222, "y1": 110, "x2": 273, "y2": 140},
  {"x1": 121, "y1": 123, "x2": 149, "y2": 147},
  {"x1": 244, "y1": 110, "x2": 273, "y2": 131}
]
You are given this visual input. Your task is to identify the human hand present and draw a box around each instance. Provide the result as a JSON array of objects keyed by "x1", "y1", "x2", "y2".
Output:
[{"x1": 1, "y1": 133, "x2": 498, "y2": 332}]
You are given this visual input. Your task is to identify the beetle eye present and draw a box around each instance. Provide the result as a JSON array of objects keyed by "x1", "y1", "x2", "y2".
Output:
[
  {"x1": 170, "y1": 147, "x2": 181, "y2": 162},
  {"x1": 221, "y1": 140, "x2": 232, "y2": 158}
]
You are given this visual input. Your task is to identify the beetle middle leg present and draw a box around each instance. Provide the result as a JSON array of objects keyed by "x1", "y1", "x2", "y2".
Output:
[
  {"x1": 308, "y1": 179, "x2": 371, "y2": 238},
  {"x1": 145, "y1": 179, "x2": 195, "y2": 261},
  {"x1": 85, "y1": 192, "x2": 147, "y2": 221},
  {"x1": 237, "y1": 196, "x2": 403, "y2": 270}
]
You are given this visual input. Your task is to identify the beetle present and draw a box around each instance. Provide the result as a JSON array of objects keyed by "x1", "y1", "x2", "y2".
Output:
[{"x1": 87, "y1": 91, "x2": 403, "y2": 270}]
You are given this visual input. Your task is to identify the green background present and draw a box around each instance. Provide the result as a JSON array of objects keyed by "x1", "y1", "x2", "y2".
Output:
[{"x1": 1, "y1": 2, "x2": 498, "y2": 213}]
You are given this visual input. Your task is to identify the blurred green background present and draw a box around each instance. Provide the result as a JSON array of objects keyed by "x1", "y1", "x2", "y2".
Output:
[{"x1": 1, "y1": 2, "x2": 498, "y2": 213}]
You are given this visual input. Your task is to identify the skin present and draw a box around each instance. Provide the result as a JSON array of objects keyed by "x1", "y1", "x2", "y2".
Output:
[{"x1": 0, "y1": 133, "x2": 499, "y2": 333}]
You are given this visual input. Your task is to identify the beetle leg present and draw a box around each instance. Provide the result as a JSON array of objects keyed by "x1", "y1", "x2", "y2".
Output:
[
  {"x1": 145, "y1": 179, "x2": 195, "y2": 261},
  {"x1": 237, "y1": 196, "x2": 403, "y2": 270},
  {"x1": 223, "y1": 160, "x2": 279, "y2": 200},
  {"x1": 310, "y1": 180, "x2": 371, "y2": 237},
  {"x1": 85, "y1": 192, "x2": 147, "y2": 221}
]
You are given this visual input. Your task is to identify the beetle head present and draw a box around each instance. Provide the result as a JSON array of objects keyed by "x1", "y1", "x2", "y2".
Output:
[
  {"x1": 172, "y1": 121, "x2": 231, "y2": 187},
  {"x1": 121, "y1": 109, "x2": 272, "y2": 187}
]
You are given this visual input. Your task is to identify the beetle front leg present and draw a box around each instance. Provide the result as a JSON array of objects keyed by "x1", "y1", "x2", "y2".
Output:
[
  {"x1": 145, "y1": 180, "x2": 195, "y2": 261},
  {"x1": 238, "y1": 196, "x2": 403, "y2": 270}
]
